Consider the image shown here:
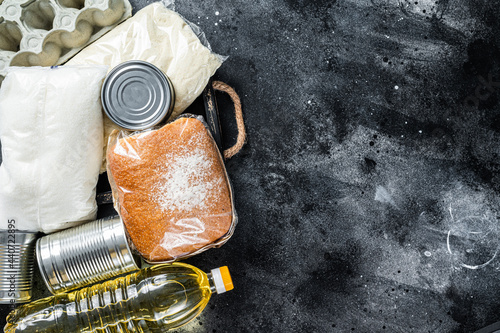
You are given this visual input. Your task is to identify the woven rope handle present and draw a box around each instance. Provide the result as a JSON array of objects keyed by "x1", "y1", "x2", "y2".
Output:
[{"x1": 212, "y1": 81, "x2": 246, "y2": 159}]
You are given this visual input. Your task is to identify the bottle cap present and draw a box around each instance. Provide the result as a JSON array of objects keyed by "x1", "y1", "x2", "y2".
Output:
[{"x1": 211, "y1": 266, "x2": 234, "y2": 294}]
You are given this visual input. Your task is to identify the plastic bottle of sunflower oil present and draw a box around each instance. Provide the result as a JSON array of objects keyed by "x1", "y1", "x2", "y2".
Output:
[{"x1": 5, "y1": 262, "x2": 233, "y2": 332}]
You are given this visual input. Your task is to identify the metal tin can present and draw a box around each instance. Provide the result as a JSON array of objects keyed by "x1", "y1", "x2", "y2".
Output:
[
  {"x1": 0, "y1": 231, "x2": 37, "y2": 304},
  {"x1": 36, "y1": 216, "x2": 140, "y2": 294},
  {"x1": 101, "y1": 60, "x2": 175, "y2": 130}
]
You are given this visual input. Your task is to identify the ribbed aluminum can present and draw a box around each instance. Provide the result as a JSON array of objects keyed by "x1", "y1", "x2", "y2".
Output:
[
  {"x1": 36, "y1": 216, "x2": 140, "y2": 294},
  {"x1": 0, "y1": 231, "x2": 37, "y2": 304}
]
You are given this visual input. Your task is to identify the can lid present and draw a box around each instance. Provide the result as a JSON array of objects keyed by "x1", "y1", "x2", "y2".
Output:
[{"x1": 101, "y1": 60, "x2": 175, "y2": 130}]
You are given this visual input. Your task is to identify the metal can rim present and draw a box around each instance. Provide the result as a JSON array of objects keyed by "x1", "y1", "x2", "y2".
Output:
[
  {"x1": 101, "y1": 60, "x2": 175, "y2": 130},
  {"x1": 36, "y1": 216, "x2": 140, "y2": 295},
  {"x1": 35, "y1": 237, "x2": 57, "y2": 295}
]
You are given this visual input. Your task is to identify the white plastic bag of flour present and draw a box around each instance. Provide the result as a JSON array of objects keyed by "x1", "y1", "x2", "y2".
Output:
[{"x1": 0, "y1": 66, "x2": 107, "y2": 233}]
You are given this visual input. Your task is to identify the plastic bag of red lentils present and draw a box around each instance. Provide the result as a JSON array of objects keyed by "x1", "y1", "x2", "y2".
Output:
[{"x1": 106, "y1": 115, "x2": 237, "y2": 263}]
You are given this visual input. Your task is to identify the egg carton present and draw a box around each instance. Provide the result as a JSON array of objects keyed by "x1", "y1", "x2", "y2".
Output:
[{"x1": 0, "y1": 0, "x2": 132, "y2": 81}]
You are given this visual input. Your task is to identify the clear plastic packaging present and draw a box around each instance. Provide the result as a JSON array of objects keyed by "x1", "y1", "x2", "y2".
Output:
[
  {"x1": 66, "y1": 2, "x2": 226, "y2": 172},
  {"x1": 106, "y1": 115, "x2": 237, "y2": 263},
  {"x1": 5, "y1": 262, "x2": 234, "y2": 332},
  {"x1": 0, "y1": 65, "x2": 107, "y2": 233}
]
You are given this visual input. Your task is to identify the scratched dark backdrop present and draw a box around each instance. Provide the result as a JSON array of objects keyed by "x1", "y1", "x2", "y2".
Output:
[{"x1": 2, "y1": 0, "x2": 500, "y2": 332}]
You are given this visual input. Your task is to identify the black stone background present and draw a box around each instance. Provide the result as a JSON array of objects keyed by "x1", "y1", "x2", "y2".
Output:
[{"x1": 2, "y1": 0, "x2": 500, "y2": 332}]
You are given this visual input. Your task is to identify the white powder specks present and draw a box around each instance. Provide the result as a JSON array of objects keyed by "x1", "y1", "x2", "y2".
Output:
[{"x1": 152, "y1": 147, "x2": 222, "y2": 212}]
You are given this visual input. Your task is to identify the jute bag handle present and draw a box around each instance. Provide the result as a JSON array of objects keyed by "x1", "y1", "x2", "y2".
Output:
[{"x1": 212, "y1": 81, "x2": 246, "y2": 159}]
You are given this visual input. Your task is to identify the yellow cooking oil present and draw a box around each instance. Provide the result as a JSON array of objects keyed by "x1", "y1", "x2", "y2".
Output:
[{"x1": 5, "y1": 262, "x2": 234, "y2": 333}]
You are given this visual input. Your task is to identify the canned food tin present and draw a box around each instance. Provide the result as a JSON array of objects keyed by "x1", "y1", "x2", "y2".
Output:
[
  {"x1": 36, "y1": 216, "x2": 140, "y2": 294},
  {"x1": 101, "y1": 60, "x2": 175, "y2": 130},
  {"x1": 0, "y1": 231, "x2": 37, "y2": 304}
]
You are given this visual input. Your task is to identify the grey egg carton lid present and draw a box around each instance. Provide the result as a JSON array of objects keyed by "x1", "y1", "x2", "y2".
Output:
[{"x1": 0, "y1": 0, "x2": 132, "y2": 80}]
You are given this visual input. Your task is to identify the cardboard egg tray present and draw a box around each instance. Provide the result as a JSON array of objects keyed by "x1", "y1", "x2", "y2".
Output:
[{"x1": 0, "y1": 0, "x2": 132, "y2": 81}]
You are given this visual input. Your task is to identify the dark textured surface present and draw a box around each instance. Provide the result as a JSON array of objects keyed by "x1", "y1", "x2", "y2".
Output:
[{"x1": 2, "y1": 0, "x2": 500, "y2": 332}]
